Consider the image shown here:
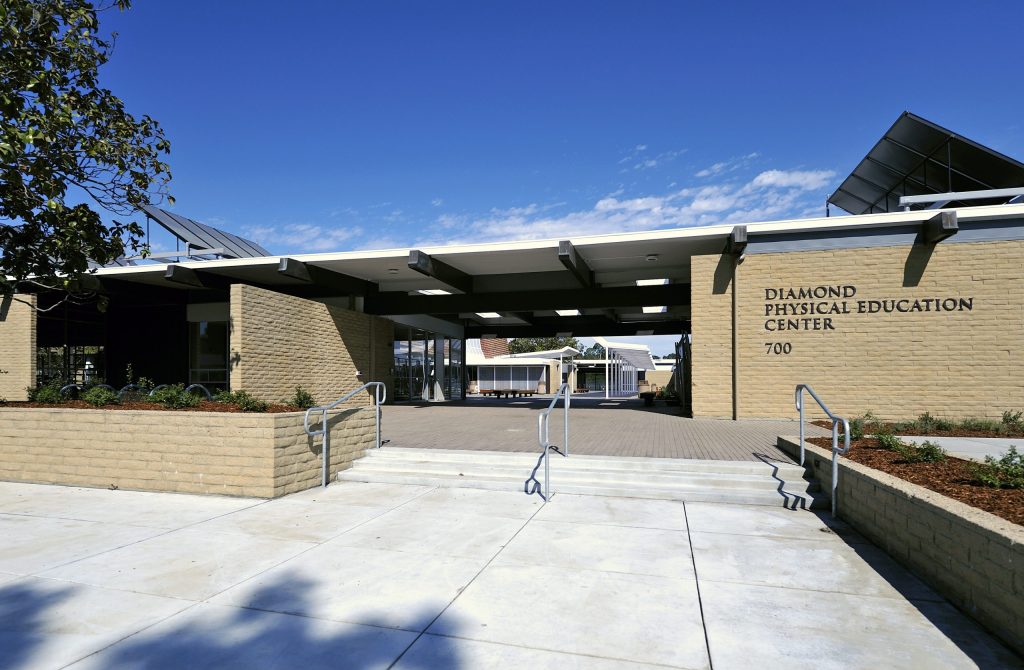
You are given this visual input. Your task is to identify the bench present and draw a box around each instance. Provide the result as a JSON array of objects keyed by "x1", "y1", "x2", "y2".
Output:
[{"x1": 479, "y1": 389, "x2": 537, "y2": 398}]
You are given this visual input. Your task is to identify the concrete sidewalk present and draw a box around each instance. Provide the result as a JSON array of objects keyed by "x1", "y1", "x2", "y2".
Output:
[
  {"x1": 0, "y1": 481, "x2": 1019, "y2": 669},
  {"x1": 898, "y1": 436, "x2": 1021, "y2": 462}
]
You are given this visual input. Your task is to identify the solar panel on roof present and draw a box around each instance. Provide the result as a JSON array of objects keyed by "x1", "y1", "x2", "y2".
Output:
[
  {"x1": 828, "y1": 112, "x2": 1024, "y2": 215},
  {"x1": 139, "y1": 205, "x2": 270, "y2": 259}
]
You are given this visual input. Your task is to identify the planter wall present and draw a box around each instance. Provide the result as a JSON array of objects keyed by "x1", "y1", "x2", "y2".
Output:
[
  {"x1": 0, "y1": 406, "x2": 378, "y2": 498},
  {"x1": 778, "y1": 436, "x2": 1024, "y2": 656}
]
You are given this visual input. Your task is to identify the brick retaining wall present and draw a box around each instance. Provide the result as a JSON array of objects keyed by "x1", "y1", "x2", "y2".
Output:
[
  {"x1": 0, "y1": 407, "x2": 379, "y2": 498},
  {"x1": 778, "y1": 436, "x2": 1024, "y2": 656}
]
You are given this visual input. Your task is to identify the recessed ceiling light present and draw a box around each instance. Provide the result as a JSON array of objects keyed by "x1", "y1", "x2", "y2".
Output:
[
  {"x1": 555, "y1": 309, "x2": 580, "y2": 317},
  {"x1": 476, "y1": 312, "x2": 501, "y2": 319},
  {"x1": 636, "y1": 278, "x2": 668, "y2": 286},
  {"x1": 418, "y1": 289, "x2": 451, "y2": 295},
  {"x1": 642, "y1": 306, "x2": 666, "y2": 314},
  {"x1": 645, "y1": 254, "x2": 659, "y2": 262},
  {"x1": 387, "y1": 268, "x2": 399, "y2": 275}
]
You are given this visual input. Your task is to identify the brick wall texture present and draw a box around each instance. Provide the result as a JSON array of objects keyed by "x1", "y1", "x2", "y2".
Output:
[
  {"x1": 692, "y1": 240, "x2": 1024, "y2": 419},
  {"x1": 229, "y1": 284, "x2": 394, "y2": 406},
  {"x1": 0, "y1": 406, "x2": 377, "y2": 497},
  {"x1": 779, "y1": 437, "x2": 1024, "y2": 656},
  {"x1": 0, "y1": 294, "x2": 36, "y2": 402}
]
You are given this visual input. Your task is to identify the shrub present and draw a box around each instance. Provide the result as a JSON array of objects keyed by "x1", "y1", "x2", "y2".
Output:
[
  {"x1": 150, "y1": 384, "x2": 201, "y2": 409},
  {"x1": 1002, "y1": 410, "x2": 1023, "y2": 426},
  {"x1": 82, "y1": 386, "x2": 119, "y2": 407},
  {"x1": 290, "y1": 386, "x2": 316, "y2": 410},
  {"x1": 893, "y1": 440, "x2": 947, "y2": 463},
  {"x1": 972, "y1": 446, "x2": 1024, "y2": 489},
  {"x1": 28, "y1": 378, "x2": 64, "y2": 404},
  {"x1": 848, "y1": 417, "x2": 865, "y2": 441},
  {"x1": 876, "y1": 433, "x2": 903, "y2": 451},
  {"x1": 215, "y1": 389, "x2": 269, "y2": 412},
  {"x1": 958, "y1": 417, "x2": 1001, "y2": 433}
]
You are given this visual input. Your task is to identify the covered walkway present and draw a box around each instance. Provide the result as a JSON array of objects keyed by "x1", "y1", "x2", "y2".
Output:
[{"x1": 383, "y1": 397, "x2": 829, "y2": 462}]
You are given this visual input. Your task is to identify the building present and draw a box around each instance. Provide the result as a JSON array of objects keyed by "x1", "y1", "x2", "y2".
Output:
[{"x1": 1, "y1": 112, "x2": 1022, "y2": 419}]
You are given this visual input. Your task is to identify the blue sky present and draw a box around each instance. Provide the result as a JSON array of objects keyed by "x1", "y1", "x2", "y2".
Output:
[{"x1": 96, "y1": 1, "x2": 1024, "y2": 353}]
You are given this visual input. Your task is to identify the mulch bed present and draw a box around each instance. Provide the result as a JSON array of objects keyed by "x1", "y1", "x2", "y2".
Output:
[
  {"x1": 2, "y1": 400, "x2": 303, "y2": 413},
  {"x1": 809, "y1": 436, "x2": 1023, "y2": 526}
]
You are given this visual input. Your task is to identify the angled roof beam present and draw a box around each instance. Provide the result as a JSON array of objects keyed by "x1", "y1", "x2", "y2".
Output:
[
  {"x1": 557, "y1": 240, "x2": 595, "y2": 288},
  {"x1": 922, "y1": 211, "x2": 958, "y2": 244},
  {"x1": 408, "y1": 250, "x2": 473, "y2": 293},
  {"x1": 278, "y1": 257, "x2": 377, "y2": 296},
  {"x1": 725, "y1": 225, "x2": 747, "y2": 256},
  {"x1": 164, "y1": 264, "x2": 232, "y2": 290}
]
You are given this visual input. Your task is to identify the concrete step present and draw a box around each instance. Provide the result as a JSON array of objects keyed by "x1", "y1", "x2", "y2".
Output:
[
  {"x1": 365, "y1": 447, "x2": 810, "y2": 477},
  {"x1": 339, "y1": 448, "x2": 827, "y2": 509},
  {"x1": 342, "y1": 459, "x2": 819, "y2": 493}
]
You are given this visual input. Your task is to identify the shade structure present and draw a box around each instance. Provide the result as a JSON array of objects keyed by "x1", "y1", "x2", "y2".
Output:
[{"x1": 829, "y1": 112, "x2": 1024, "y2": 215}]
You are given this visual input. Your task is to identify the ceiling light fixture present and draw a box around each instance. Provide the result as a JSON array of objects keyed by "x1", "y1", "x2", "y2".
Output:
[
  {"x1": 476, "y1": 312, "x2": 501, "y2": 319},
  {"x1": 642, "y1": 306, "x2": 666, "y2": 314},
  {"x1": 645, "y1": 254, "x2": 659, "y2": 262},
  {"x1": 555, "y1": 309, "x2": 581, "y2": 317}
]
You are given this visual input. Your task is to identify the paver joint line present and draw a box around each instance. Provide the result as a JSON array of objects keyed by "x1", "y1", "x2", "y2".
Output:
[{"x1": 682, "y1": 501, "x2": 715, "y2": 670}]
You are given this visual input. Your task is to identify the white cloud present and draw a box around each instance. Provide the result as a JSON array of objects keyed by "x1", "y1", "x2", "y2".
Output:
[
  {"x1": 749, "y1": 169, "x2": 833, "y2": 190},
  {"x1": 430, "y1": 167, "x2": 835, "y2": 245},
  {"x1": 431, "y1": 198, "x2": 444, "y2": 207},
  {"x1": 695, "y1": 152, "x2": 760, "y2": 178},
  {"x1": 243, "y1": 223, "x2": 363, "y2": 253}
]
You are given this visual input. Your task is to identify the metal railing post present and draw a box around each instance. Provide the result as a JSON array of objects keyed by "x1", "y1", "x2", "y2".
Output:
[
  {"x1": 321, "y1": 408, "x2": 330, "y2": 488},
  {"x1": 304, "y1": 381, "x2": 386, "y2": 489},
  {"x1": 564, "y1": 385, "x2": 570, "y2": 457},
  {"x1": 793, "y1": 384, "x2": 850, "y2": 519}
]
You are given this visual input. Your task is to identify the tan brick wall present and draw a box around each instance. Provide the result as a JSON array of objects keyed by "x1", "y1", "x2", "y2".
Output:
[
  {"x1": 779, "y1": 437, "x2": 1024, "y2": 656},
  {"x1": 691, "y1": 240, "x2": 1024, "y2": 419},
  {"x1": 0, "y1": 406, "x2": 377, "y2": 497},
  {"x1": 230, "y1": 284, "x2": 394, "y2": 405},
  {"x1": 0, "y1": 294, "x2": 37, "y2": 402},
  {"x1": 691, "y1": 254, "x2": 734, "y2": 417}
]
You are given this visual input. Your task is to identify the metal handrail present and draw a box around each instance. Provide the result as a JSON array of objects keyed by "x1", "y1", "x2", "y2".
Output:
[
  {"x1": 533, "y1": 382, "x2": 571, "y2": 501},
  {"x1": 795, "y1": 384, "x2": 850, "y2": 517},
  {"x1": 304, "y1": 382, "x2": 387, "y2": 487}
]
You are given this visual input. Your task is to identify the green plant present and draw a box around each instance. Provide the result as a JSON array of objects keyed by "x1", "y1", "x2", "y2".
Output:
[
  {"x1": 28, "y1": 378, "x2": 64, "y2": 404},
  {"x1": 958, "y1": 417, "x2": 1001, "y2": 433},
  {"x1": 876, "y1": 433, "x2": 903, "y2": 451},
  {"x1": 290, "y1": 386, "x2": 316, "y2": 410},
  {"x1": 971, "y1": 446, "x2": 1024, "y2": 489},
  {"x1": 893, "y1": 440, "x2": 948, "y2": 463},
  {"x1": 81, "y1": 386, "x2": 119, "y2": 406},
  {"x1": 149, "y1": 384, "x2": 200, "y2": 409},
  {"x1": 124, "y1": 363, "x2": 135, "y2": 386},
  {"x1": 1002, "y1": 410, "x2": 1023, "y2": 426},
  {"x1": 848, "y1": 417, "x2": 865, "y2": 441},
  {"x1": 214, "y1": 389, "x2": 268, "y2": 412},
  {"x1": 235, "y1": 391, "x2": 269, "y2": 413}
]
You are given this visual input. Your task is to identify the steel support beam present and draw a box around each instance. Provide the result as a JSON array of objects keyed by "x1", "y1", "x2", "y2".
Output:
[
  {"x1": 408, "y1": 250, "x2": 473, "y2": 293},
  {"x1": 922, "y1": 211, "x2": 958, "y2": 244},
  {"x1": 278, "y1": 257, "x2": 377, "y2": 296},
  {"x1": 465, "y1": 319, "x2": 688, "y2": 339},
  {"x1": 725, "y1": 225, "x2": 747, "y2": 256},
  {"x1": 164, "y1": 265, "x2": 233, "y2": 290},
  {"x1": 558, "y1": 240, "x2": 595, "y2": 288}
]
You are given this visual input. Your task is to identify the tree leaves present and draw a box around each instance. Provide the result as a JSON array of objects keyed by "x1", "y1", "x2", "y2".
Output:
[{"x1": 0, "y1": 0, "x2": 171, "y2": 298}]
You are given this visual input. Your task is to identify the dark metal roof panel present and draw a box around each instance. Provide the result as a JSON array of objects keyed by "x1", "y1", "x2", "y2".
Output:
[
  {"x1": 829, "y1": 112, "x2": 1024, "y2": 214},
  {"x1": 140, "y1": 205, "x2": 271, "y2": 258}
]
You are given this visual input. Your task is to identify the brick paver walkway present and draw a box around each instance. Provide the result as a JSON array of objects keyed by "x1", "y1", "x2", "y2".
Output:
[{"x1": 382, "y1": 395, "x2": 829, "y2": 462}]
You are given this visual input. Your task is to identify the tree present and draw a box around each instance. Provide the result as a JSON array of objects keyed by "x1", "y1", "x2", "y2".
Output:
[
  {"x1": 508, "y1": 337, "x2": 582, "y2": 355},
  {"x1": 0, "y1": 0, "x2": 171, "y2": 306},
  {"x1": 581, "y1": 343, "x2": 605, "y2": 359}
]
